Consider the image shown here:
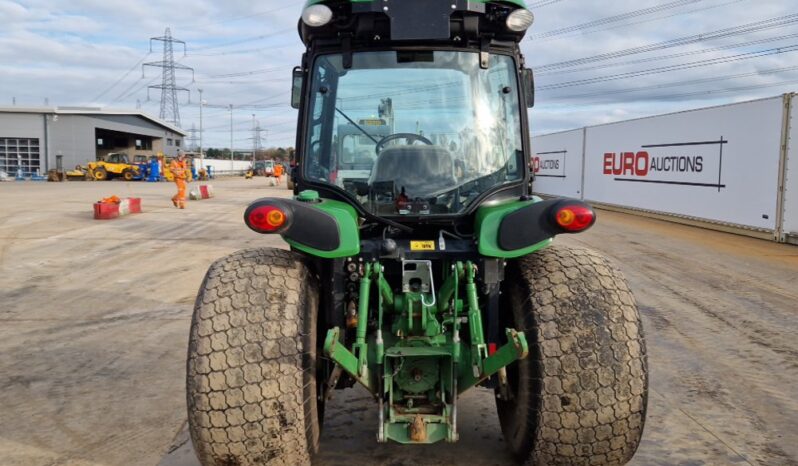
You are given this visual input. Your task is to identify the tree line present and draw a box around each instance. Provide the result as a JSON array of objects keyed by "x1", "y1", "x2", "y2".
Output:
[{"x1": 203, "y1": 147, "x2": 295, "y2": 161}]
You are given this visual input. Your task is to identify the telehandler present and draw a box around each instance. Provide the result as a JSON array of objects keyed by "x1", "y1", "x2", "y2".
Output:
[
  {"x1": 88, "y1": 152, "x2": 140, "y2": 181},
  {"x1": 186, "y1": 1, "x2": 647, "y2": 465}
]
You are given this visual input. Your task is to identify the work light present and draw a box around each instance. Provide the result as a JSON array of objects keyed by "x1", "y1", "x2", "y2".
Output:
[
  {"x1": 302, "y1": 4, "x2": 333, "y2": 27},
  {"x1": 506, "y1": 8, "x2": 535, "y2": 32}
]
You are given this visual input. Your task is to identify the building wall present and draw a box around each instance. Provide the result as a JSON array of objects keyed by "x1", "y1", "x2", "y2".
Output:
[
  {"x1": 49, "y1": 115, "x2": 185, "y2": 167},
  {"x1": 0, "y1": 113, "x2": 46, "y2": 174},
  {"x1": 0, "y1": 113, "x2": 45, "y2": 139},
  {"x1": 1, "y1": 111, "x2": 186, "y2": 172},
  {"x1": 49, "y1": 115, "x2": 97, "y2": 169}
]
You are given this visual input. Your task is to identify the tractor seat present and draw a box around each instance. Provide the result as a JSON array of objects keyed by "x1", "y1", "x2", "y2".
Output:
[{"x1": 370, "y1": 146, "x2": 456, "y2": 198}]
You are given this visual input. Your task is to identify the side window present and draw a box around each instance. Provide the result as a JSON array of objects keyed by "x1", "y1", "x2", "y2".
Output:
[
  {"x1": 487, "y1": 56, "x2": 522, "y2": 177},
  {"x1": 309, "y1": 66, "x2": 327, "y2": 149},
  {"x1": 305, "y1": 58, "x2": 339, "y2": 181}
]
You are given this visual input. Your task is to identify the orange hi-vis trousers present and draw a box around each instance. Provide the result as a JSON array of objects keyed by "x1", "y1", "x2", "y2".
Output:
[{"x1": 172, "y1": 178, "x2": 186, "y2": 207}]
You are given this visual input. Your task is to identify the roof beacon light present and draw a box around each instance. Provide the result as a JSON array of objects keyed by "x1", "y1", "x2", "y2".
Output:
[
  {"x1": 302, "y1": 4, "x2": 333, "y2": 27},
  {"x1": 506, "y1": 8, "x2": 535, "y2": 32}
]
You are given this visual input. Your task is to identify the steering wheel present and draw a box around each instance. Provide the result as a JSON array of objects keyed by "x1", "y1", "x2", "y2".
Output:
[{"x1": 375, "y1": 133, "x2": 433, "y2": 155}]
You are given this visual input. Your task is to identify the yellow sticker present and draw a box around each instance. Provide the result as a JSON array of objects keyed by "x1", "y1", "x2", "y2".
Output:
[{"x1": 410, "y1": 241, "x2": 435, "y2": 251}]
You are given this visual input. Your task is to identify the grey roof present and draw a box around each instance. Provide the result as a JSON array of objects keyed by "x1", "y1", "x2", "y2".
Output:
[{"x1": 0, "y1": 106, "x2": 187, "y2": 136}]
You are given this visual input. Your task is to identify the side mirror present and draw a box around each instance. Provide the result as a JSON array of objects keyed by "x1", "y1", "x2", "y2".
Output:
[
  {"x1": 291, "y1": 67, "x2": 303, "y2": 109},
  {"x1": 521, "y1": 68, "x2": 535, "y2": 108}
]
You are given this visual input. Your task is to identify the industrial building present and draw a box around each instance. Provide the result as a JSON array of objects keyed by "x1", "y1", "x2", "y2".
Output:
[{"x1": 0, "y1": 107, "x2": 187, "y2": 176}]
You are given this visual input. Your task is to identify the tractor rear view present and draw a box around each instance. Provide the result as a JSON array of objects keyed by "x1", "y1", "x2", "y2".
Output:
[{"x1": 186, "y1": 1, "x2": 647, "y2": 465}]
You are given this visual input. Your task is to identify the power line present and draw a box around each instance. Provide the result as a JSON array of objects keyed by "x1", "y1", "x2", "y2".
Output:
[
  {"x1": 539, "y1": 32, "x2": 798, "y2": 77},
  {"x1": 92, "y1": 52, "x2": 151, "y2": 103},
  {"x1": 111, "y1": 73, "x2": 159, "y2": 104},
  {"x1": 540, "y1": 0, "x2": 746, "y2": 42},
  {"x1": 533, "y1": 13, "x2": 798, "y2": 72},
  {"x1": 186, "y1": 42, "x2": 300, "y2": 57},
  {"x1": 190, "y1": 28, "x2": 295, "y2": 52},
  {"x1": 625, "y1": 77, "x2": 798, "y2": 102},
  {"x1": 527, "y1": 0, "x2": 702, "y2": 40},
  {"x1": 205, "y1": 66, "x2": 289, "y2": 79},
  {"x1": 527, "y1": 0, "x2": 565, "y2": 8},
  {"x1": 545, "y1": 64, "x2": 798, "y2": 100},
  {"x1": 537, "y1": 43, "x2": 798, "y2": 91}
]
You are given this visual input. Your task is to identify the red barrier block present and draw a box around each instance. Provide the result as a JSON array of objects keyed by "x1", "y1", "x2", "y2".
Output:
[
  {"x1": 128, "y1": 197, "x2": 142, "y2": 213},
  {"x1": 93, "y1": 198, "x2": 142, "y2": 220},
  {"x1": 199, "y1": 185, "x2": 214, "y2": 199},
  {"x1": 94, "y1": 202, "x2": 119, "y2": 220}
]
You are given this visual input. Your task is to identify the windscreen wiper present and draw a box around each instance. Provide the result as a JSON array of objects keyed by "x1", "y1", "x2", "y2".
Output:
[{"x1": 335, "y1": 108, "x2": 381, "y2": 145}]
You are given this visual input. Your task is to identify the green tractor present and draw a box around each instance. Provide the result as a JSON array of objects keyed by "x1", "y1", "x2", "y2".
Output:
[{"x1": 186, "y1": 1, "x2": 648, "y2": 465}]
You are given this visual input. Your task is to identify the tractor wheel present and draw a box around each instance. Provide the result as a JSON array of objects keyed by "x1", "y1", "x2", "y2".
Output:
[
  {"x1": 93, "y1": 167, "x2": 108, "y2": 181},
  {"x1": 122, "y1": 169, "x2": 134, "y2": 181},
  {"x1": 187, "y1": 248, "x2": 322, "y2": 466},
  {"x1": 497, "y1": 244, "x2": 647, "y2": 466}
]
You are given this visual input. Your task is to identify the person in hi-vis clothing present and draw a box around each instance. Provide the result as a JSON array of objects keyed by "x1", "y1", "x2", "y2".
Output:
[{"x1": 171, "y1": 151, "x2": 188, "y2": 209}]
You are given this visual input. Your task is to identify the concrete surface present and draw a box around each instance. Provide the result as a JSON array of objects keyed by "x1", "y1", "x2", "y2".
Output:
[{"x1": 1, "y1": 178, "x2": 796, "y2": 466}]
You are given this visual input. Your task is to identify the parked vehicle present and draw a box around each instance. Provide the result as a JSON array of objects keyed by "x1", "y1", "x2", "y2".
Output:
[
  {"x1": 186, "y1": 2, "x2": 647, "y2": 465},
  {"x1": 88, "y1": 152, "x2": 140, "y2": 181}
]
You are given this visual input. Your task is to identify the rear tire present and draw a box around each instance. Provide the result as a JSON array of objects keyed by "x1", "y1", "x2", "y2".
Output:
[
  {"x1": 497, "y1": 244, "x2": 647, "y2": 466},
  {"x1": 187, "y1": 248, "x2": 322, "y2": 466}
]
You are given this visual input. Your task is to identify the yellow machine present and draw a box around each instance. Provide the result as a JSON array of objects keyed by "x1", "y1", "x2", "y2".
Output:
[
  {"x1": 88, "y1": 153, "x2": 140, "y2": 181},
  {"x1": 66, "y1": 165, "x2": 91, "y2": 180}
]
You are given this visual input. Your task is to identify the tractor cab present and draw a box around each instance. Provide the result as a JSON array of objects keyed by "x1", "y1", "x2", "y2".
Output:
[
  {"x1": 292, "y1": 0, "x2": 536, "y2": 223},
  {"x1": 105, "y1": 152, "x2": 130, "y2": 164}
]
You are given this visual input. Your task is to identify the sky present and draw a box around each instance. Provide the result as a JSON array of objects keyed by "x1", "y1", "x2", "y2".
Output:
[{"x1": 2, "y1": 0, "x2": 797, "y2": 149}]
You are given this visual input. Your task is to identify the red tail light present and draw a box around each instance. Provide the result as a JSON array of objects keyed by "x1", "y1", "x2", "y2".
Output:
[
  {"x1": 555, "y1": 205, "x2": 594, "y2": 232},
  {"x1": 247, "y1": 205, "x2": 287, "y2": 233}
]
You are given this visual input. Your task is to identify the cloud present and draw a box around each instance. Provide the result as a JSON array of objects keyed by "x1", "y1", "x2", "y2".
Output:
[{"x1": 2, "y1": 0, "x2": 797, "y2": 147}]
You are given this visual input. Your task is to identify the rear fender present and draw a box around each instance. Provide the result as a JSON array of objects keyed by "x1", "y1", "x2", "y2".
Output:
[
  {"x1": 244, "y1": 197, "x2": 360, "y2": 258},
  {"x1": 475, "y1": 198, "x2": 596, "y2": 258}
]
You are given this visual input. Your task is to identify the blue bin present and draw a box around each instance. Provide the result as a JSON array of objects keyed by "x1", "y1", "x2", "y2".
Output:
[{"x1": 147, "y1": 159, "x2": 161, "y2": 182}]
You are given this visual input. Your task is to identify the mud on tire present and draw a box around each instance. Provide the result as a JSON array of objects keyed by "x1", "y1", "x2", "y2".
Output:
[
  {"x1": 187, "y1": 248, "x2": 321, "y2": 466},
  {"x1": 497, "y1": 244, "x2": 648, "y2": 466}
]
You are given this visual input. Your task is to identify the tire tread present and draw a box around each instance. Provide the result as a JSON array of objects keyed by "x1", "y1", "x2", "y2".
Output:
[
  {"x1": 186, "y1": 248, "x2": 319, "y2": 466},
  {"x1": 499, "y1": 244, "x2": 648, "y2": 466}
]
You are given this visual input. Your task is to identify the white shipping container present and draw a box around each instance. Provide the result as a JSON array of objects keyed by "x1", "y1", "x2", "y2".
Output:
[
  {"x1": 780, "y1": 94, "x2": 798, "y2": 244},
  {"x1": 530, "y1": 128, "x2": 585, "y2": 199},
  {"x1": 581, "y1": 96, "x2": 785, "y2": 232},
  {"x1": 200, "y1": 159, "x2": 252, "y2": 173}
]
